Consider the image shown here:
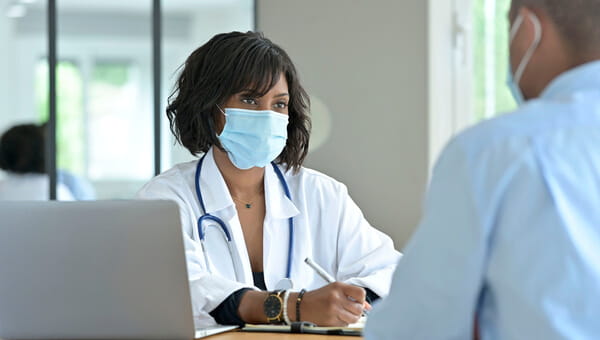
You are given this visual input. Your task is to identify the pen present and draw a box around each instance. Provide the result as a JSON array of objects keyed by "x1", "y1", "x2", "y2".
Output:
[
  {"x1": 304, "y1": 257, "x2": 371, "y2": 316},
  {"x1": 304, "y1": 257, "x2": 335, "y2": 283}
]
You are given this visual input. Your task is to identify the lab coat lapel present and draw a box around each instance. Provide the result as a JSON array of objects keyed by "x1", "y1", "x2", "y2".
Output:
[
  {"x1": 263, "y1": 163, "x2": 300, "y2": 290},
  {"x1": 199, "y1": 148, "x2": 254, "y2": 285},
  {"x1": 199, "y1": 149, "x2": 234, "y2": 215}
]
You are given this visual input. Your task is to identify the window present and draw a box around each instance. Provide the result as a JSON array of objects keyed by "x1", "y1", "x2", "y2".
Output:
[
  {"x1": 35, "y1": 56, "x2": 153, "y2": 199},
  {"x1": 88, "y1": 61, "x2": 153, "y2": 180},
  {"x1": 428, "y1": 0, "x2": 517, "y2": 169},
  {"x1": 2, "y1": 0, "x2": 257, "y2": 199},
  {"x1": 35, "y1": 60, "x2": 85, "y2": 175},
  {"x1": 3, "y1": 0, "x2": 258, "y2": 200},
  {"x1": 472, "y1": 0, "x2": 516, "y2": 120}
]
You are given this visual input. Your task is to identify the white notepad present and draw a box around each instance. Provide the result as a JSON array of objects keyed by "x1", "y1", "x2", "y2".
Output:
[
  {"x1": 242, "y1": 316, "x2": 366, "y2": 336},
  {"x1": 194, "y1": 325, "x2": 238, "y2": 338}
]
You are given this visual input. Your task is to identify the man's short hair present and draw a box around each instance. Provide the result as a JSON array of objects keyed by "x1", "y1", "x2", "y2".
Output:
[{"x1": 513, "y1": 0, "x2": 600, "y2": 53}]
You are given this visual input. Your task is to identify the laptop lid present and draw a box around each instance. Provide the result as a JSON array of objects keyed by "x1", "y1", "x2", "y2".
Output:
[{"x1": 0, "y1": 200, "x2": 194, "y2": 340}]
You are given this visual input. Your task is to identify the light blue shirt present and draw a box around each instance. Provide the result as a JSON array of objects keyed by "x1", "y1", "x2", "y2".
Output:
[{"x1": 365, "y1": 61, "x2": 600, "y2": 340}]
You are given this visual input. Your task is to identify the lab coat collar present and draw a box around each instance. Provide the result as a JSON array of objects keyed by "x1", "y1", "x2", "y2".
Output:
[
  {"x1": 264, "y1": 163, "x2": 300, "y2": 220},
  {"x1": 198, "y1": 148, "x2": 235, "y2": 215},
  {"x1": 200, "y1": 148, "x2": 300, "y2": 220},
  {"x1": 541, "y1": 60, "x2": 600, "y2": 100}
]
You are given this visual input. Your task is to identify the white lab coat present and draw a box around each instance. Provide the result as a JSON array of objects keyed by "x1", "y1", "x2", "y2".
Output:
[{"x1": 137, "y1": 148, "x2": 400, "y2": 327}]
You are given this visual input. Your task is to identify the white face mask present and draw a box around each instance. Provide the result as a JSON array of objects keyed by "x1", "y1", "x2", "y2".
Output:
[{"x1": 508, "y1": 12, "x2": 543, "y2": 104}]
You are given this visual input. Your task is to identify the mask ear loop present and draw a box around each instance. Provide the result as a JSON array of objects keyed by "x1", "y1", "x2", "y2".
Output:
[
  {"x1": 509, "y1": 14, "x2": 525, "y2": 42},
  {"x1": 512, "y1": 13, "x2": 543, "y2": 86},
  {"x1": 216, "y1": 104, "x2": 227, "y2": 116},
  {"x1": 215, "y1": 104, "x2": 228, "y2": 139}
]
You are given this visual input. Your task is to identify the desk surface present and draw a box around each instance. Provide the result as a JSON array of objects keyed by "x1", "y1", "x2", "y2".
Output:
[{"x1": 202, "y1": 330, "x2": 363, "y2": 339}]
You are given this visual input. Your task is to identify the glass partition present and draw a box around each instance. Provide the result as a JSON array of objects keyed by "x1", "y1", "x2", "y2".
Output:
[
  {"x1": 0, "y1": 0, "x2": 255, "y2": 200},
  {"x1": 55, "y1": 0, "x2": 154, "y2": 199}
]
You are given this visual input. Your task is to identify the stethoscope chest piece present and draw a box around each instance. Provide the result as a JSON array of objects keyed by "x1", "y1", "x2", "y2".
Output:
[{"x1": 274, "y1": 278, "x2": 294, "y2": 290}]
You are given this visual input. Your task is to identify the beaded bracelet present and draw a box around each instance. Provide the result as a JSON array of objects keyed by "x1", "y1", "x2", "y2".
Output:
[
  {"x1": 295, "y1": 289, "x2": 307, "y2": 322},
  {"x1": 282, "y1": 290, "x2": 292, "y2": 325}
]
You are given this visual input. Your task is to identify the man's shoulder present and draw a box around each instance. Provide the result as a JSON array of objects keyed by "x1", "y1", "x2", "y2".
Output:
[
  {"x1": 448, "y1": 100, "x2": 572, "y2": 162},
  {"x1": 460, "y1": 102, "x2": 542, "y2": 145}
]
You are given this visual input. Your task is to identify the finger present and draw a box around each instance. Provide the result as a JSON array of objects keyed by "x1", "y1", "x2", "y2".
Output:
[
  {"x1": 364, "y1": 301, "x2": 372, "y2": 311},
  {"x1": 337, "y1": 308, "x2": 361, "y2": 325},
  {"x1": 341, "y1": 298, "x2": 364, "y2": 317},
  {"x1": 342, "y1": 285, "x2": 367, "y2": 304}
]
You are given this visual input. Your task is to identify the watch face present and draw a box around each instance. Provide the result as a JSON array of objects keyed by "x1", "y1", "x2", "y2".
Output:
[{"x1": 264, "y1": 295, "x2": 282, "y2": 319}]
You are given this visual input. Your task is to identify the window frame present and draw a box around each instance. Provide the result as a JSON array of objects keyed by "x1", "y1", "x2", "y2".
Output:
[{"x1": 428, "y1": 0, "x2": 474, "y2": 171}]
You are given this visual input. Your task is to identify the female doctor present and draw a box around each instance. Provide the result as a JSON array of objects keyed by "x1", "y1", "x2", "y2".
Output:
[{"x1": 137, "y1": 31, "x2": 400, "y2": 328}]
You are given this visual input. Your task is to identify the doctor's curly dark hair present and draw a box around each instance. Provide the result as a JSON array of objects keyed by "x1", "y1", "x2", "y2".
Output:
[{"x1": 166, "y1": 31, "x2": 311, "y2": 172}]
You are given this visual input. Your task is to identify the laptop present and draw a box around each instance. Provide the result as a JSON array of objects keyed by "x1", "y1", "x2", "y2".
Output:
[{"x1": 0, "y1": 200, "x2": 205, "y2": 339}]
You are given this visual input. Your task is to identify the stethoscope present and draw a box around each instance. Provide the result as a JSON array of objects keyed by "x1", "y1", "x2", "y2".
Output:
[{"x1": 194, "y1": 154, "x2": 295, "y2": 289}]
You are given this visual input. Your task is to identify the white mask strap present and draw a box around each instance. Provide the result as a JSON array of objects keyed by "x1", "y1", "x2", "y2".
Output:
[
  {"x1": 216, "y1": 104, "x2": 226, "y2": 116},
  {"x1": 511, "y1": 12, "x2": 543, "y2": 85},
  {"x1": 510, "y1": 14, "x2": 525, "y2": 43}
]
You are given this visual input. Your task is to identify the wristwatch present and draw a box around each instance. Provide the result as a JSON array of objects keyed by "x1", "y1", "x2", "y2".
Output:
[{"x1": 263, "y1": 290, "x2": 285, "y2": 323}]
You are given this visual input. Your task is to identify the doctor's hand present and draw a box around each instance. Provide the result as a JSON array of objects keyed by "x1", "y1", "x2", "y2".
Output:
[{"x1": 296, "y1": 282, "x2": 367, "y2": 326}]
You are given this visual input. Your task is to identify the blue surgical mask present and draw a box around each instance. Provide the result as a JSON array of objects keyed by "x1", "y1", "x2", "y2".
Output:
[
  {"x1": 507, "y1": 65, "x2": 525, "y2": 105},
  {"x1": 507, "y1": 12, "x2": 542, "y2": 106},
  {"x1": 217, "y1": 107, "x2": 289, "y2": 170}
]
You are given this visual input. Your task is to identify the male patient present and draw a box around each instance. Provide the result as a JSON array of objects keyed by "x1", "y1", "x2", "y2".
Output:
[{"x1": 366, "y1": 0, "x2": 600, "y2": 339}]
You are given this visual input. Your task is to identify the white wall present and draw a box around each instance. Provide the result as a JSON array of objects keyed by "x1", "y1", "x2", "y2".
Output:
[{"x1": 257, "y1": 0, "x2": 430, "y2": 249}]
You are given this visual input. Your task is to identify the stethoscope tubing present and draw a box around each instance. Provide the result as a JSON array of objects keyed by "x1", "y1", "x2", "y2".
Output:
[{"x1": 194, "y1": 153, "x2": 294, "y2": 279}]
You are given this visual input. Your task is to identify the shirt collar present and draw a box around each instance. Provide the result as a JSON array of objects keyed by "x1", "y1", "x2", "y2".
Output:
[
  {"x1": 541, "y1": 60, "x2": 600, "y2": 100},
  {"x1": 199, "y1": 148, "x2": 300, "y2": 220}
]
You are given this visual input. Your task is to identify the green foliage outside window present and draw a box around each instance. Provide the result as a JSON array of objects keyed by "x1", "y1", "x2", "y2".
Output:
[
  {"x1": 35, "y1": 61, "x2": 85, "y2": 175},
  {"x1": 93, "y1": 63, "x2": 130, "y2": 87},
  {"x1": 35, "y1": 60, "x2": 132, "y2": 177},
  {"x1": 472, "y1": 0, "x2": 516, "y2": 120}
]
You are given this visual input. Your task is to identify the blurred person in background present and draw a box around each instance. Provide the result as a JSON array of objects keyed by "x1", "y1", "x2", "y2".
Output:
[{"x1": 0, "y1": 123, "x2": 94, "y2": 201}]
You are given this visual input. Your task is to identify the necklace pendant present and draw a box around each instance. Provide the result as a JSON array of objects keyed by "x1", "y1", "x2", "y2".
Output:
[{"x1": 245, "y1": 203, "x2": 252, "y2": 209}]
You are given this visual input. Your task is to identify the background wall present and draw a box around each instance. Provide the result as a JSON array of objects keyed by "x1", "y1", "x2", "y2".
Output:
[{"x1": 257, "y1": 0, "x2": 430, "y2": 249}]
